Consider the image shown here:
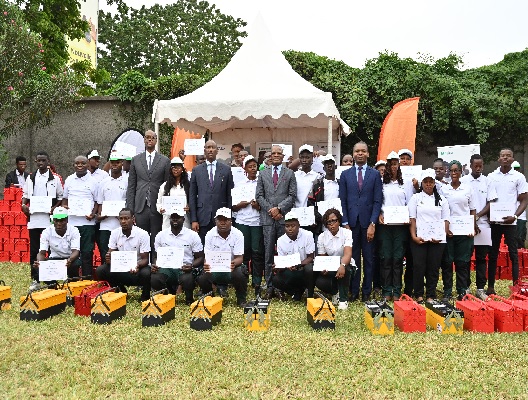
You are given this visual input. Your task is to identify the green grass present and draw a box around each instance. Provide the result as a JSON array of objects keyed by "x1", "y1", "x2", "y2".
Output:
[{"x1": 1, "y1": 262, "x2": 528, "y2": 399}]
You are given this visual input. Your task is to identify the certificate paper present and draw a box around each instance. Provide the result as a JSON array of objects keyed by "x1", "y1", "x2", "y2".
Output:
[
  {"x1": 383, "y1": 206, "x2": 410, "y2": 224},
  {"x1": 273, "y1": 144, "x2": 292, "y2": 160},
  {"x1": 449, "y1": 215, "x2": 474, "y2": 236},
  {"x1": 313, "y1": 256, "x2": 340, "y2": 272},
  {"x1": 274, "y1": 253, "x2": 301, "y2": 269},
  {"x1": 474, "y1": 225, "x2": 492, "y2": 246},
  {"x1": 162, "y1": 196, "x2": 186, "y2": 210},
  {"x1": 156, "y1": 247, "x2": 184, "y2": 269},
  {"x1": 335, "y1": 166, "x2": 351, "y2": 180},
  {"x1": 231, "y1": 167, "x2": 246, "y2": 185},
  {"x1": 400, "y1": 165, "x2": 422, "y2": 182},
  {"x1": 30, "y1": 196, "x2": 53, "y2": 214},
  {"x1": 317, "y1": 198, "x2": 342, "y2": 216},
  {"x1": 68, "y1": 198, "x2": 93, "y2": 216},
  {"x1": 205, "y1": 251, "x2": 231, "y2": 273},
  {"x1": 490, "y1": 203, "x2": 516, "y2": 223},
  {"x1": 296, "y1": 206, "x2": 315, "y2": 226},
  {"x1": 110, "y1": 251, "x2": 137, "y2": 272},
  {"x1": 184, "y1": 138, "x2": 205, "y2": 155},
  {"x1": 39, "y1": 259, "x2": 67, "y2": 281},
  {"x1": 417, "y1": 220, "x2": 446, "y2": 242},
  {"x1": 231, "y1": 185, "x2": 255, "y2": 205},
  {"x1": 101, "y1": 201, "x2": 126, "y2": 217}
]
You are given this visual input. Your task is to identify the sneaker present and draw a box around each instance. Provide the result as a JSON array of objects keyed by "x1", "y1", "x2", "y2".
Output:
[
  {"x1": 28, "y1": 280, "x2": 40, "y2": 292},
  {"x1": 218, "y1": 288, "x2": 229, "y2": 299},
  {"x1": 338, "y1": 301, "x2": 348, "y2": 310},
  {"x1": 486, "y1": 287, "x2": 496, "y2": 296},
  {"x1": 475, "y1": 289, "x2": 488, "y2": 301},
  {"x1": 331, "y1": 294, "x2": 339, "y2": 305}
]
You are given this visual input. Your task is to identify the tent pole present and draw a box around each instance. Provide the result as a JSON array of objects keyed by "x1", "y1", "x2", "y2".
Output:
[
  {"x1": 327, "y1": 117, "x2": 332, "y2": 156},
  {"x1": 155, "y1": 122, "x2": 160, "y2": 152}
]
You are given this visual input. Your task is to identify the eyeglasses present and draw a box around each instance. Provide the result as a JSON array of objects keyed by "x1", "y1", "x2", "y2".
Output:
[{"x1": 325, "y1": 219, "x2": 339, "y2": 226}]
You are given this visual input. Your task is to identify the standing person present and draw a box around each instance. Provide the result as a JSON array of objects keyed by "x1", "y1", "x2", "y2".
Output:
[
  {"x1": 339, "y1": 141, "x2": 383, "y2": 302},
  {"x1": 87, "y1": 150, "x2": 107, "y2": 184},
  {"x1": 372, "y1": 159, "x2": 386, "y2": 297},
  {"x1": 512, "y1": 161, "x2": 527, "y2": 248},
  {"x1": 96, "y1": 153, "x2": 128, "y2": 263},
  {"x1": 255, "y1": 144, "x2": 297, "y2": 298},
  {"x1": 230, "y1": 143, "x2": 244, "y2": 166},
  {"x1": 237, "y1": 150, "x2": 249, "y2": 168},
  {"x1": 408, "y1": 169, "x2": 450, "y2": 302},
  {"x1": 487, "y1": 148, "x2": 528, "y2": 293},
  {"x1": 308, "y1": 155, "x2": 340, "y2": 234},
  {"x1": 189, "y1": 140, "x2": 234, "y2": 244},
  {"x1": 62, "y1": 156, "x2": 98, "y2": 276},
  {"x1": 341, "y1": 154, "x2": 354, "y2": 166},
  {"x1": 22, "y1": 151, "x2": 63, "y2": 287},
  {"x1": 460, "y1": 154, "x2": 497, "y2": 300},
  {"x1": 294, "y1": 144, "x2": 320, "y2": 208},
  {"x1": 433, "y1": 158, "x2": 448, "y2": 190},
  {"x1": 378, "y1": 152, "x2": 412, "y2": 301},
  {"x1": 157, "y1": 157, "x2": 190, "y2": 231},
  {"x1": 126, "y1": 130, "x2": 171, "y2": 254},
  {"x1": 5, "y1": 156, "x2": 28, "y2": 188},
  {"x1": 232, "y1": 155, "x2": 264, "y2": 297},
  {"x1": 374, "y1": 160, "x2": 386, "y2": 177},
  {"x1": 440, "y1": 160, "x2": 476, "y2": 300}
]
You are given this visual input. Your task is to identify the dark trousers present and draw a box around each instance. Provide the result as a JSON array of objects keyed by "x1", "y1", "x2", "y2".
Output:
[
  {"x1": 135, "y1": 205, "x2": 163, "y2": 260},
  {"x1": 272, "y1": 266, "x2": 307, "y2": 298},
  {"x1": 77, "y1": 225, "x2": 96, "y2": 277},
  {"x1": 29, "y1": 228, "x2": 45, "y2": 280},
  {"x1": 517, "y1": 219, "x2": 527, "y2": 248},
  {"x1": 403, "y1": 242, "x2": 414, "y2": 296},
  {"x1": 372, "y1": 235, "x2": 381, "y2": 290},
  {"x1": 98, "y1": 230, "x2": 112, "y2": 264},
  {"x1": 263, "y1": 221, "x2": 285, "y2": 287},
  {"x1": 151, "y1": 268, "x2": 195, "y2": 304},
  {"x1": 197, "y1": 221, "x2": 215, "y2": 246},
  {"x1": 96, "y1": 263, "x2": 151, "y2": 300},
  {"x1": 441, "y1": 235, "x2": 474, "y2": 297},
  {"x1": 350, "y1": 222, "x2": 374, "y2": 297},
  {"x1": 305, "y1": 263, "x2": 350, "y2": 302},
  {"x1": 234, "y1": 223, "x2": 264, "y2": 287},
  {"x1": 379, "y1": 224, "x2": 408, "y2": 298},
  {"x1": 196, "y1": 266, "x2": 248, "y2": 303},
  {"x1": 489, "y1": 224, "x2": 519, "y2": 286},
  {"x1": 411, "y1": 241, "x2": 446, "y2": 299},
  {"x1": 475, "y1": 245, "x2": 490, "y2": 290}
]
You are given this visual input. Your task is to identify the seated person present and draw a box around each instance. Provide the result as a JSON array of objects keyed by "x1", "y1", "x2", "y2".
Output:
[
  {"x1": 32, "y1": 207, "x2": 81, "y2": 289},
  {"x1": 96, "y1": 208, "x2": 151, "y2": 301},
  {"x1": 305, "y1": 208, "x2": 353, "y2": 310},
  {"x1": 196, "y1": 208, "x2": 248, "y2": 307},
  {"x1": 272, "y1": 210, "x2": 315, "y2": 301},
  {"x1": 151, "y1": 206, "x2": 204, "y2": 305}
]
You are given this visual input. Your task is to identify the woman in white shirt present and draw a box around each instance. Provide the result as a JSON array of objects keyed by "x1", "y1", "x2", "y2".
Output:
[
  {"x1": 408, "y1": 169, "x2": 450, "y2": 303},
  {"x1": 378, "y1": 152, "x2": 411, "y2": 301},
  {"x1": 305, "y1": 208, "x2": 353, "y2": 310},
  {"x1": 157, "y1": 157, "x2": 190, "y2": 230},
  {"x1": 440, "y1": 160, "x2": 476, "y2": 301}
]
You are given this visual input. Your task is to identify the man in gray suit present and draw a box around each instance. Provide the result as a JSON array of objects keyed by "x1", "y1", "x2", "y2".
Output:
[
  {"x1": 256, "y1": 145, "x2": 297, "y2": 298},
  {"x1": 126, "y1": 130, "x2": 171, "y2": 253},
  {"x1": 189, "y1": 140, "x2": 234, "y2": 244}
]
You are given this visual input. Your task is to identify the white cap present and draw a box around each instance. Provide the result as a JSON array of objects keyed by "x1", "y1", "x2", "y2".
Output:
[
  {"x1": 170, "y1": 157, "x2": 184, "y2": 165},
  {"x1": 387, "y1": 151, "x2": 399, "y2": 160},
  {"x1": 168, "y1": 206, "x2": 185, "y2": 216},
  {"x1": 512, "y1": 161, "x2": 521, "y2": 168},
  {"x1": 109, "y1": 152, "x2": 124, "y2": 161},
  {"x1": 320, "y1": 155, "x2": 335, "y2": 163},
  {"x1": 299, "y1": 144, "x2": 314, "y2": 154},
  {"x1": 284, "y1": 210, "x2": 298, "y2": 221},
  {"x1": 242, "y1": 154, "x2": 257, "y2": 168},
  {"x1": 398, "y1": 149, "x2": 413, "y2": 158},
  {"x1": 52, "y1": 206, "x2": 69, "y2": 220},
  {"x1": 88, "y1": 150, "x2": 100, "y2": 159},
  {"x1": 215, "y1": 207, "x2": 232, "y2": 219},
  {"x1": 420, "y1": 168, "x2": 436, "y2": 181},
  {"x1": 374, "y1": 160, "x2": 386, "y2": 168}
]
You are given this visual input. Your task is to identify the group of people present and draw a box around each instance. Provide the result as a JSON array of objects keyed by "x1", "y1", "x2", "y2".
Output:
[{"x1": 7, "y1": 129, "x2": 528, "y2": 310}]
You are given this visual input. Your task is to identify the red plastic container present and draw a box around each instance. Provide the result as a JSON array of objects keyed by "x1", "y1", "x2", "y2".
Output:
[
  {"x1": 3, "y1": 188, "x2": 15, "y2": 202},
  {"x1": 500, "y1": 266, "x2": 512, "y2": 281},
  {"x1": 2, "y1": 239, "x2": 14, "y2": 253},
  {"x1": 0, "y1": 251, "x2": 8, "y2": 261},
  {"x1": 0, "y1": 226, "x2": 9, "y2": 240},
  {"x1": 9, "y1": 226, "x2": 21, "y2": 239},
  {"x1": 10, "y1": 251, "x2": 21, "y2": 263},
  {"x1": 455, "y1": 294, "x2": 494, "y2": 333},
  {"x1": 10, "y1": 202, "x2": 21, "y2": 212},
  {"x1": 485, "y1": 296, "x2": 523, "y2": 333},
  {"x1": 393, "y1": 294, "x2": 426, "y2": 333},
  {"x1": 13, "y1": 188, "x2": 23, "y2": 202},
  {"x1": 21, "y1": 252, "x2": 29, "y2": 263},
  {"x1": 20, "y1": 226, "x2": 29, "y2": 239},
  {"x1": 14, "y1": 238, "x2": 28, "y2": 252},
  {"x1": 14, "y1": 212, "x2": 27, "y2": 226},
  {"x1": 74, "y1": 281, "x2": 113, "y2": 316},
  {"x1": 2, "y1": 212, "x2": 15, "y2": 226},
  {"x1": 509, "y1": 293, "x2": 528, "y2": 331},
  {"x1": 497, "y1": 249, "x2": 508, "y2": 267},
  {"x1": 0, "y1": 200, "x2": 10, "y2": 212}
]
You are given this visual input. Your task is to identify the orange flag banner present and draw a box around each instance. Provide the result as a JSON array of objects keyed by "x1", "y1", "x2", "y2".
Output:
[
  {"x1": 171, "y1": 127, "x2": 203, "y2": 172},
  {"x1": 377, "y1": 97, "x2": 420, "y2": 164}
]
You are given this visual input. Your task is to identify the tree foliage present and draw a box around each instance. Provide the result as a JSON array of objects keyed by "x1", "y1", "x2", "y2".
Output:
[{"x1": 98, "y1": 0, "x2": 246, "y2": 79}]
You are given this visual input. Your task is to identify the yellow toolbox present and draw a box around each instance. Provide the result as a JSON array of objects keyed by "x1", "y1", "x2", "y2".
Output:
[
  {"x1": 425, "y1": 300, "x2": 464, "y2": 334},
  {"x1": 190, "y1": 292, "x2": 223, "y2": 330},
  {"x1": 142, "y1": 289, "x2": 176, "y2": 327},
  {"x1": 244, "y1": 299, "x2": 271, "y2": 331},
  {"x1": 307, "y1": 293, "x2": 335, "y2": 330},
  {"x1": 0, "y1": 280, "x2": 12, "y2": 310},
  {"x1": 20, "y1": 284, "x2": 67, "y2": 321},
  {"x1": 91, "y1": 288, "x2": 127, "y2": 324},
  {"x1": 60, "y1": 277, "x2": 97, "y2": 306},
  {"x1": 364, "y1": 300, "x2": 394, "y2": 335}
]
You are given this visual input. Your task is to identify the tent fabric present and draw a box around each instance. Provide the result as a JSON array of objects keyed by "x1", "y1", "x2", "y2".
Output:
[{"x1": 152, "y1": 15, "x2": 350, "y2": 135}]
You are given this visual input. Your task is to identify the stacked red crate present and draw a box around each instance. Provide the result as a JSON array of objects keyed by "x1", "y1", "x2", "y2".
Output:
[{"x1": 2, "y1": 187, "x2": 30, "y2": 262}]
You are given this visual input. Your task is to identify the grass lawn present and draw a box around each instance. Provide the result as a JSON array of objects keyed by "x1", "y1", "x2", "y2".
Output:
[{"x1": 1, "y1": 261, "x2": 528, "y2": 399}]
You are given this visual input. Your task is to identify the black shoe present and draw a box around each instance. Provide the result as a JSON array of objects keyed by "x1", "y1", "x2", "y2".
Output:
[
  {"x1": 118, "y1": 285, "x2": 128, "y2": 294},
  {"x1": 218, "y1": 288, "x2": 229, "y2": 299},
  {"x1": 486, "y1": 287, "x2": 496, "y2": 296},
  {"x1": 262, "y1": 288, "x2": 274, "y2": 300},
  {"x1": 254, "y1": 285, "x2": 261, "y2": 298},
  {"x1": 237, "y1": 299, "x2": 247, "y2": 308},
  {"x1": 275, "y1": 289, "x2": 286, "y2": 301},
  {"x1": 350, "y1": 293, "x2": 359, "y2": 302},
  {"x1": 292, "y1": 291, "x2": 303, "y2": 302},
  {"x1": 361, "y1": 294, "x2": 370, "y2": 302}
]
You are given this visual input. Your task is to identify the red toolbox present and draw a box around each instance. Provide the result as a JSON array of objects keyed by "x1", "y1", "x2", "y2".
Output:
[
  {"x1": 14, "y1": 238, "x2": 28, "y2": 252},
  {"x1": 500, "y1": 266, "x2": 513, "y2": 281},
  {"x1": 2, "y1": 239, "x2": 14, "y2": 253},
  {"x1": 509, "y1": 293, "x2": 528, "y2": 331},
  {"x1": 0, "y1": 200, "x2": 10, "y2": 212},
  {"x1": 485, "y1": 295, "x2": 523, "y2": 333},
  {"x1": 393, "y1": 294, "x2": 426, "y2": 333},
  {"x1": 455, "y1": 294, "x2": 494, "y2": 333},
  {"x1": 3, "y1": 188, "x2": 15, "y2": 202},
  {"x1": 9, "y1": 226, "x2": 21, "y2": 239},
  {"x1": 14, "y1": 213, "x2": 26, "y2": 226},
  {"x1": 2, "y1": 212, "x2": 15, "y2": 226},
  {"x1": 497, "y1": 250, "x2": 508, "y2": 267},
  {"x1": 74, "y1": 281, "x2": 113, "y2": 316},
  {"x1": 509, "y1": 277, "x2": 528, "y2": 297}
]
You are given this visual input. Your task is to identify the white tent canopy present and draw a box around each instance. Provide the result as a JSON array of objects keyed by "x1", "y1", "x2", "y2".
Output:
[{"x1": 152, "y1": 15, "x2": 350, "y2": 155}]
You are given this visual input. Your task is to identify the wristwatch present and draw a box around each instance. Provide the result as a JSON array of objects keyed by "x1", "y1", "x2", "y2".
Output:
[
  {"x1": 514, "y1": 215, "x2": 518, "y2": 220},
  {"x1": 475, "y1": 215, "x2": 480, "y2": 222}
]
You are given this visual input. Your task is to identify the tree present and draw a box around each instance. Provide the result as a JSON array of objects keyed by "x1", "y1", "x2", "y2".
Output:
[
  {"x1": 98, "y1": 0, "x2": 246, "y2": 79},
  {"x1": 0, "y1": 1, "x2": 85, "y2": 137}
]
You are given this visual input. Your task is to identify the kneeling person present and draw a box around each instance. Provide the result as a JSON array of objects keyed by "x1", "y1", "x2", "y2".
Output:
[
  {"x1": 96, "y1": 208, "x2": 151, "y2": 301},
  {"x1": 273, "y1": 210, "x2": 315, "y2": 301},
  {"x1": 151, "y1": 206, "x2": 204, "y2": 304},
  {"x1": 197, "y1": 208, "x2": 248, "y2": 306}
]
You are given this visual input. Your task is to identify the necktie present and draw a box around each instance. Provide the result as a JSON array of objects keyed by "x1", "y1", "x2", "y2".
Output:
[
  {"x1": 148, "y1": 154, "x2": 152, "y2": 170},
  {"x1": 273, "y1": 167, "x2": 279, "y2": 188},
  {"x1": 358, "y1": 166, "x2": 363, "y2": 191},
  {"x1": 209, "y1": 163, "x2": 214, "y2": 188}
]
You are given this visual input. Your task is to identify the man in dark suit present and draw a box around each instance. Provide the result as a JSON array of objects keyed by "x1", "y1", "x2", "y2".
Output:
[
  {"x1": 5, "y1": 156, "x2": 29, "y2": 188},
  {"x1": 255, "y1": 145, "x2": 297, "y2": 297},
  {"x1": 339, "y1": 141, "x2": 383, "y2": 302},
  {"x1": 126, "y1": 130, "x2": 171, "y2": 254},
  {"x1": 189, "y1": 140, "x2": 234, "y2": 244}
]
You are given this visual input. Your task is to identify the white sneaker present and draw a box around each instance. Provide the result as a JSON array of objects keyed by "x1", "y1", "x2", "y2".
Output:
[
  {"x1": 338, "y1": 301, "x2": 348, "y2": 310},
  {"x1": 475, "y1": 289, "x2": 488, "y2": 301},
  {"x1": 28, "y1": 280, "x2": 40, "y2": 292},
  {"x1": 331, "y1": 294, "x2": 339, "y2": 305}
]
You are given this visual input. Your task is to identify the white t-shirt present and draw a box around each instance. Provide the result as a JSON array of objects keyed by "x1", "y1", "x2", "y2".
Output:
[
  {"x1": 23, "y1": 171, "x2": 63, "y2": 229},
  {"x1": 63, "y1": 173, "x2": 98, "y2": 227},
  {"x1": 154, "y1": 227, "x2": 203, "y2": 266},
  {"x1": 233, "y1": 178, "x2": 260, "y2": 227},
  {"x1": 488, "y1": 168, "x2": 528, "y2": 225},
  {"x1": 408, "y1": 191, "x2": 450, "y2": 243},
  {"x1": 204, "y1": 226, "x2": 244, "y2": 259},
  {"x1": 109, "y1": 225, "x2": 151, "y2": 263},
  {"x1": 39, "y1": 224, "x2": 80, "y2": 258},
  {"x1": 277, "y1": 228, "x2": 315, "y2": 260},
  {"x1": 317, "y1": 227, "x2": 354, "y2": 265},
  {"x1": 97, "y1": 174, "x2": 128, "y2": 231},
  {"x1": 323, "y1": 179, "x2": 340, "y2": 200},
  {"x1": 460, "y1": 174, "x2": 497, "y2": 225},
  {"x1": 294, "y1": 170, "x2": 320, "y2": 208},
  {"x1": 440, "y1": 182, "x2": 475, "y2": 217},
  {"x1": 156, "y1": 181, "x2": 190, "y2": 230}
]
